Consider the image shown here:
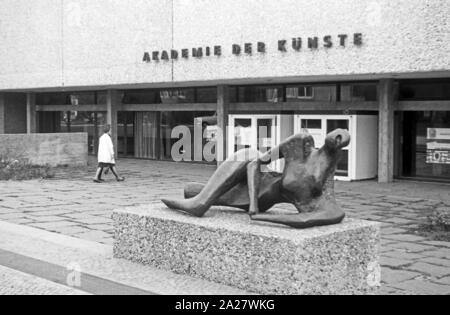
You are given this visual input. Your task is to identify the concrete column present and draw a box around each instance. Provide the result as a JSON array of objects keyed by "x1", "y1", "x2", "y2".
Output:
[
  {"x1": 217, "y1": 85, "x2": 230, "y2": 165},
  {"x1": 378, "y1": 79, "x2": 397, "y2": 183},
  {"x1": 0, "y1": 94, "x2": 5, "y2": 134},
  {"x1": 106, "y1": 90, "x2": 120, "y2": 158},
  {"x1": 26, "y1": 93, "x2": 37, "y2": 134}
]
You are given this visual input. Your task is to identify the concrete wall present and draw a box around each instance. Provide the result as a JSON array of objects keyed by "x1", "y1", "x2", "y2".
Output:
[
  {"x1": 0, "y1": 0, "x2": 449, "y2": 91},
  {"x1": 0, "y1": 133, "x2": 88, "y2": 167}
]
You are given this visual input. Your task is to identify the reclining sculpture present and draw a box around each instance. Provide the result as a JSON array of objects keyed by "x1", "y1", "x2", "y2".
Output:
[{"x1": 162, "y1": 129, "x2": 350, "y2": 229}]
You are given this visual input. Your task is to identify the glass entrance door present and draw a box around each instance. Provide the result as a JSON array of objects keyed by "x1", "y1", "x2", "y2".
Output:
[
  {"x1": 326, "y1": 119, "x2": 350, "y2": 178},
  {"x1": 296, "y1": 115, "x2": 351, "y2": 180},
  {"x1": 229, "y1": 115, "x2": 279, "y2": 170}
]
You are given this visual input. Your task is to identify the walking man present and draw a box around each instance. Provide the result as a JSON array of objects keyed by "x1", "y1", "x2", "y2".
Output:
[{"x1": 93, "y1": 125, "x2": 125, "y2": 183}]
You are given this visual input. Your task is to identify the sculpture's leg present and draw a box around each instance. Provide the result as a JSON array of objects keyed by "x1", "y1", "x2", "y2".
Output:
[
  {"x1": 250, "y1": 208, "x2": 345, "y2": 229},
  {"x1": 184, "y1": 183, "x2": 205, "y2": 199},
  {"x1": 184, "y1": 171, "x2": 285, "y2": 212},
  {"x1": 162, "y1": 149, "x2": 259, "y2": 217},
  {"x1": 185, "y1": 182, "x2": 251, "y2": 211}
]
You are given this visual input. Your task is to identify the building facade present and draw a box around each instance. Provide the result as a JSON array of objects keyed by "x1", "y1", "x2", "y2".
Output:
[{"x1": 0, "y1": 0, "x2": 449, "y2": 182}]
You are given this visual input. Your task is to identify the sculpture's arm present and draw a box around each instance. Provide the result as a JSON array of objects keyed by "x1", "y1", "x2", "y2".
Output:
[{"x1": 246, "y1": 146, "x2": 284, "y2": 215}]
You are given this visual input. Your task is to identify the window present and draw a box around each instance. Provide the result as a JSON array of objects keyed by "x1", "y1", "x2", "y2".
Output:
[
  {"x1": 160, "y1": 111, "x2": 216, "y2": 163},
  {"x1": 287, "y1": 86, "x2": 314, "y2": 100},
  {"x1": 235, "y1": 86, "x2": 283, "y2": 103},
  {"x1": 399, "y1": 80, "x2": 450, "y2": 101},
  {"x1": 123, "y1": 88, "x2": 215, "y2": 104},
  {"x1": 196, "y1": 87, "x2": 217, "y2": 103},
  {"x1": 340, "y1": 83, "x2": 378, "y2": 101},
  {"x1": 301, "y1": 119, "x2": 322, "y2": 129},
  {"x1": 160, "y1": 90, "x2": 189, "y2": 103},
  {"x1": 36, "y1": 91, "x2": 106, "y2": 105},
  {"x1": 401, "y1": 111, "x2": 450, "y2": 180},
  {"x1": 122, "y1": 90, "x2": 160, "y2": 104}
]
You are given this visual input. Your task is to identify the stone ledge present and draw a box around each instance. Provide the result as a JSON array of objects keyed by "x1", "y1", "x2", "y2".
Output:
[{"x1": 113, "y1": 203, "x2": 381, "y2": 295}]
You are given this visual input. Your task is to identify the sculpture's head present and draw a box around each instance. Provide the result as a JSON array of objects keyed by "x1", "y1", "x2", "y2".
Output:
[
  {"x1": 281, "y1": 129, "x2": 351, "y2": 211},
  {"x1": 323, "y1": 129, "x2": 351, "y2": 152}
]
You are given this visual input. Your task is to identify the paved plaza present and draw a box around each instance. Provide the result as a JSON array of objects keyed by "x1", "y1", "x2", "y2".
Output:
[{"x1": 0, "y1": 158, "x2": 449, "y2": 295}]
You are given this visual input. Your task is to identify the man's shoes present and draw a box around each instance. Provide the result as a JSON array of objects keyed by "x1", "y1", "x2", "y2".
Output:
[
  {"x1": 116, "y1": 177, "x2": 125, "y2": 182},
  {"x1": 93, "y1": 179, "x2": 103, "y2": 183}
]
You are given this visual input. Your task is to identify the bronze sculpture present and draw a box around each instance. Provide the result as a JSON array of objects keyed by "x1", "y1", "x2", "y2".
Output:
[{"x1": 162, "y1": 129, "x2": 350, "y2": 229}]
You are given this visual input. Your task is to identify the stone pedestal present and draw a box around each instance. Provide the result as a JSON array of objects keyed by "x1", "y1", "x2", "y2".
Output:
[{"x1": 113, "y1": 204, "x2": 381, "y2": 295}]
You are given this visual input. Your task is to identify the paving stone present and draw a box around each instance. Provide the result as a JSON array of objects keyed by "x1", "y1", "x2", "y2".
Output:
[
  {"x1": 4, "y1": 218, "x2": 36, "y2": 225},
  {"x1": 381, "y1": 286, "x2": 413, "y2": 295},
  {"x1": 25, "y1": 209, "x2": 74, "y2": 216},
  {"x1": 76, "y1": 230, "x2": 113, "y2": 243},
  {"x1": 384, "y1": 234, "x2": 428, "y2": 243},
  {"x1": 381, "y1": 257, "x2": 411, "y2": 268},
  {"x1": 425, "y1": 249, "x2": 450, "y2": 259},
  {"x1": 420, "y1": 241, "x2": 450, "y2": 249},
  {"x1": 389, "y1": 242, "x2": 435, "y2": 253},
  {"x1": 435, "y1": 276, "x2": 450, "y2": 285},
  {"x1": 86, "y1": 224, "x2": 114, "y2": 231},
  {"x1": 26, "y1": 216, "x2": 70, "y2": 223},
  {"x1": 51, "y1": 225, "x2": 93, "y2": 235},
  {"x1": 382, "y1": 227, "x2": 410, "y2": 235},
  {"x1": 30, "y1": 221, "x2": 78, "y2": 231},
  {"x1": 383, "y1": 250, "x2": 427, "y2": 261},
  {"x1": 407, "y1": 262, "x2": 450, "y2": 278},
  {"x1": 74, "y1": 217, "x2": 112, "y2": 225},
  {"x1": 391, "y1": 279, "x2": 450, "y2": 295},
  {"x1": 421, "y1": 257, "x2": 450, "y2": 268},
  {"x1": 0, "y1": 213, "x2": 28, "y2": 220},
  {"x1": 382, "y1": 268, "x2": 421, "y2": 285}
]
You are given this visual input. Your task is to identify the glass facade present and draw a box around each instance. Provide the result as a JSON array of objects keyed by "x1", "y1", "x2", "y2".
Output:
[
  {"x1": 400, "y1": 80, "x2": 450, "y2": 101},
  {"x1": 161, "y1": 111, "x2": 216, "y2": 162},
  {"x1": 33, "y1": 80, "x2": 450, "y2": 182},
  {"x1": 231, "y1": 86, "x2": 283, "y2": 103},
  {"x1": 398, "y1": 80, "x2": 450, "y2": 181},
  {"x1": 340, "y1": 83, "x2": 378, "y2": 101},
  {"x1": 401, "y1": 111, "x2": 450, "y2": 181},
  {"x1": 36, "y1": 91, "x2": 106, "y2": 106},
  {"x1": 287, "y1": 85, "x2": 337, "y2": 102},
  {"x1": 122, "y1": 87, "x2": 217, "y2": 104},
  {"x1": 133, "y1": 112, "x2": 158, "y2": 159},
  {"x1": 230, "y1": 83, "x2": 374, "y2": 103}
]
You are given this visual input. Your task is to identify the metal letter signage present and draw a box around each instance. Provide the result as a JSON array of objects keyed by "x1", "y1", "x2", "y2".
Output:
[{"x1": 142, "y1": 33, "x2": 364, "y2": 63}]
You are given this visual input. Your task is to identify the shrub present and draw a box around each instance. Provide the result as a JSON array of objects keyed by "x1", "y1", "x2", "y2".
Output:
[
  {"x1": 418, "y1": 208, "x2": 450, "y2": 242},
  {"x1": 0, "y1": 156, "x2": 55, "y2": 181},
  {"x1": 425, "y1": 209, "x2": 450, "y2": 232}
]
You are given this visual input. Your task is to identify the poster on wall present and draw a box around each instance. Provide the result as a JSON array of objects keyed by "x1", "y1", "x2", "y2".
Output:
[
  {"x1": 426, "y1": 128, "x2": 450, "y2": 165},
  {"x1": 427, "y1": 128, "x2": 450, "y2": 140}
]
